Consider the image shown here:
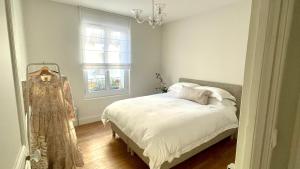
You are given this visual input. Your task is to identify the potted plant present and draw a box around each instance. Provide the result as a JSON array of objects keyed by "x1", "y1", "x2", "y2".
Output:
[{"x1": 155, "y1": 73, "x2": 168, "y2": 93}]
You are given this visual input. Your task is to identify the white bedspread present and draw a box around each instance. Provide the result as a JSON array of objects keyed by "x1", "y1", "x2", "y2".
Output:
[{"x1": 101, "y1": 93, "x2": 238, "y2": 169}]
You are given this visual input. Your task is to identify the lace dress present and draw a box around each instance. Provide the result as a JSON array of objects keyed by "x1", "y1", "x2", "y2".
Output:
[{"x1": 23, "y1": 75, "x2": 84, "y2": 169}]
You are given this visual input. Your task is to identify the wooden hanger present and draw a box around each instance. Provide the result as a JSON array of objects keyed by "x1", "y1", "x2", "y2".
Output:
[
  {"x1": 29, "y1": 66, "x2": 58, "y2": 81},
  {"x1": 39, "y1": 66, "x2": 52, "y2": 75},
  {"x1": 29, "y1": 66, "x2": 54, "y2": 76}
]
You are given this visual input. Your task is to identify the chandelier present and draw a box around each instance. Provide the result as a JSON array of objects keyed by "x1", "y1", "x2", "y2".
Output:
[{"x1": 131, "y1": 0, "x2": 167, "y2": 28}]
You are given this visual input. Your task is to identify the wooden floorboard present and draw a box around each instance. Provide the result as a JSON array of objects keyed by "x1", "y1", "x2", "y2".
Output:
[{"x1": 76, "y1": 122, "x2": 236, "y2": 169}]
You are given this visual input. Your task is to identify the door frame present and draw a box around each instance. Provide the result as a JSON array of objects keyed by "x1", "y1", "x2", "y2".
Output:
[
  {"x1": 235, "y1": 0, "x2": 295, "y2": 168},
  {"x1": 4, "y1": 0, "x2": 28, "y2": 168},
  {"x1": 288, "y1": 96, "x2": 300, "y2": 169},
  {"x1": 5, "y1": 0, "x2": 27, "y2": 145}
]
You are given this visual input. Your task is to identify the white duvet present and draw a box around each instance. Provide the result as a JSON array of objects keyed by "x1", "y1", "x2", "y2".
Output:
[{"x1": 101, "y1": 93, "x2": 238, "y2": 169}]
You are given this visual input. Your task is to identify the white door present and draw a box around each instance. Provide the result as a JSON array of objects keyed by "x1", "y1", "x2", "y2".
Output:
[{"x1": 0, "y1": 0, "x2": 28, "y2": 168}]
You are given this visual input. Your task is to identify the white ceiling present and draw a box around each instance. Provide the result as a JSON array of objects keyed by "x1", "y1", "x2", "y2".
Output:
[{"x1": 52, "y1": 0, "x2": 241, "y2": 22}]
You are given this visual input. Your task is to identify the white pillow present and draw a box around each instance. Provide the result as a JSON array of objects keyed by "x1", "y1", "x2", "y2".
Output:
[
  {"x1": 168, "y1": 82, "x2": 201, "y2": 93},
  {"x1": 177, "y1": 86, "x2": 212, "y2": 105},
  {"x1": 208, "y1": 98, "x2": 237, "y2": 106},
  {"x1": 194, "y1": 86, "x2": 236, "y2": 101}
]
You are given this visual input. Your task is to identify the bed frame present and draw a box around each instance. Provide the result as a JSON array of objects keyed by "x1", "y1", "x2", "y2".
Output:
[{"x1": 109, "y1": 78, "x2": 243, "y2": 169}]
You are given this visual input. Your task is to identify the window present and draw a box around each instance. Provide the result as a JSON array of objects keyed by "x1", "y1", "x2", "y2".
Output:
[{"x1": 82, "y1": 23, "x2": 130, "y2": 98}]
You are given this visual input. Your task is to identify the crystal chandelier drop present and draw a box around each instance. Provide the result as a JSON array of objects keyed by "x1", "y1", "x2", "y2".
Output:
[{"x1": 131, "y1": 0, "x2": 166, "y2": 28}]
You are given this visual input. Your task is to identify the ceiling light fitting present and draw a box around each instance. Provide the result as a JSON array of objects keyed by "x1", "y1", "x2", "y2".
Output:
[{"x1": 131, "y1": 0, "x2": 166, "y2": 28}]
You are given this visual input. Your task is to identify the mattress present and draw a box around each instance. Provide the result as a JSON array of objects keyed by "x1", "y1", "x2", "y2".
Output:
[{"x1": 101, "y1": 93, "x2": 238, "y2": 169}]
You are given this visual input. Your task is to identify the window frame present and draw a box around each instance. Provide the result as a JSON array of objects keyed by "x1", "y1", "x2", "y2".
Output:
[{"x1": 81, "y1": 23, "x2": 131, "y2": 98}]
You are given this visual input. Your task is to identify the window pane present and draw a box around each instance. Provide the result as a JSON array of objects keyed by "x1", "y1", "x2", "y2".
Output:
[
  {"x1": 83, "y1": 26, "x2": 105, "y2": 63},
  {"x1": 107, "y1": 39, "x2": 121, "y2": 63},
  {"x1": 86, "y1": 69, "x2": 106, "y2": 92},
  {"x1": 109, "y1": 69, "x2": 125, "y2": 90},
  {"x1": 107, "y1": 30, "x2": 130, "y2": 64},
  {"x1": 84, "y1": 37, "x2": 104, "y2": 51},
  {"x1": 108, "y1": 31, "x2": 121, "y2": 63},
  {"x1": 85, "y1": 26, "x2": 104, "y2": 38},
  {"x1": 84, "y1": 50, "x2": 105, "y2": 63},
  {"x1": 110, "y1": 31, "x2": 121, "y2": 40},
  {"x1": 109, "y1": 30, "x2": 128, "y2": 41}
]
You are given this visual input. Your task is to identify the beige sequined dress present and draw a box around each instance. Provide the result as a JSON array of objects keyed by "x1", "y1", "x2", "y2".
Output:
[{"x1": 24, "y1": 75, "x2": 84, "y2": 169}]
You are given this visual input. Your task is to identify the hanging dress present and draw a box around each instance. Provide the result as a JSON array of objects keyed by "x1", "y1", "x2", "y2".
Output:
[{"x1": 23, "y1": 74, "x2": 84, "y2": 169}]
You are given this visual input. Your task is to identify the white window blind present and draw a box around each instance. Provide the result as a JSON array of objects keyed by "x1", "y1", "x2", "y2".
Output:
[{"x1": 80, "y1": 8, "x2": 131, "y2": 97}]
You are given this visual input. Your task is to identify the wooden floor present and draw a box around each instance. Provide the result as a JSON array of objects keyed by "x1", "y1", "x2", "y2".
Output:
[{"x1": 76, "y1": 122, "x2": 236, "y2": 169}]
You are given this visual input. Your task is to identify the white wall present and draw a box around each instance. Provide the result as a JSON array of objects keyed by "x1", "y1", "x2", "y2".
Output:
[
  {"x1": 161, "y1": 1, "x2": 251, "y2": 85},
  {"x1": 23, "y1": 0, "x2": 161, "y2": 124}
]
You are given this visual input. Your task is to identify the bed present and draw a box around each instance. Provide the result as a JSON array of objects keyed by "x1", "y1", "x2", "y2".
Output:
[{"x1": 101, "y1": 78, "x2": 242, "y2": 169}]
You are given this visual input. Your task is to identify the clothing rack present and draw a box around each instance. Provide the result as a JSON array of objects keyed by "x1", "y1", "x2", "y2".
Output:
[{"x1": 25, "y1": 63, "x2": 76, "y2": 167}]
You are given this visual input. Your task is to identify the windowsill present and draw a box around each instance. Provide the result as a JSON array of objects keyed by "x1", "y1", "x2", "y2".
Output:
[{"x1": 83, "y1": 92, "x2": 130, "y2": 100}]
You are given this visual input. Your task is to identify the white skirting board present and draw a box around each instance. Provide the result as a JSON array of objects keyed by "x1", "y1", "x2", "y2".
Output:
[{"x1": 73, "y1": 115, "x2": 101, "y2": 126}]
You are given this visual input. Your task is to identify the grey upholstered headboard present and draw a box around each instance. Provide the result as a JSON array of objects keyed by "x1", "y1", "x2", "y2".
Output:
[{"x1": 179, "y1": 78, "x2": 243, "y2": 118}]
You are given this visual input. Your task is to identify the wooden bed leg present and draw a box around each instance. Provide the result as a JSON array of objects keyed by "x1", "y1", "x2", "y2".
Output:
[{"x1": 112, "y1": 130, "x2": 116, "y2": 139}]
